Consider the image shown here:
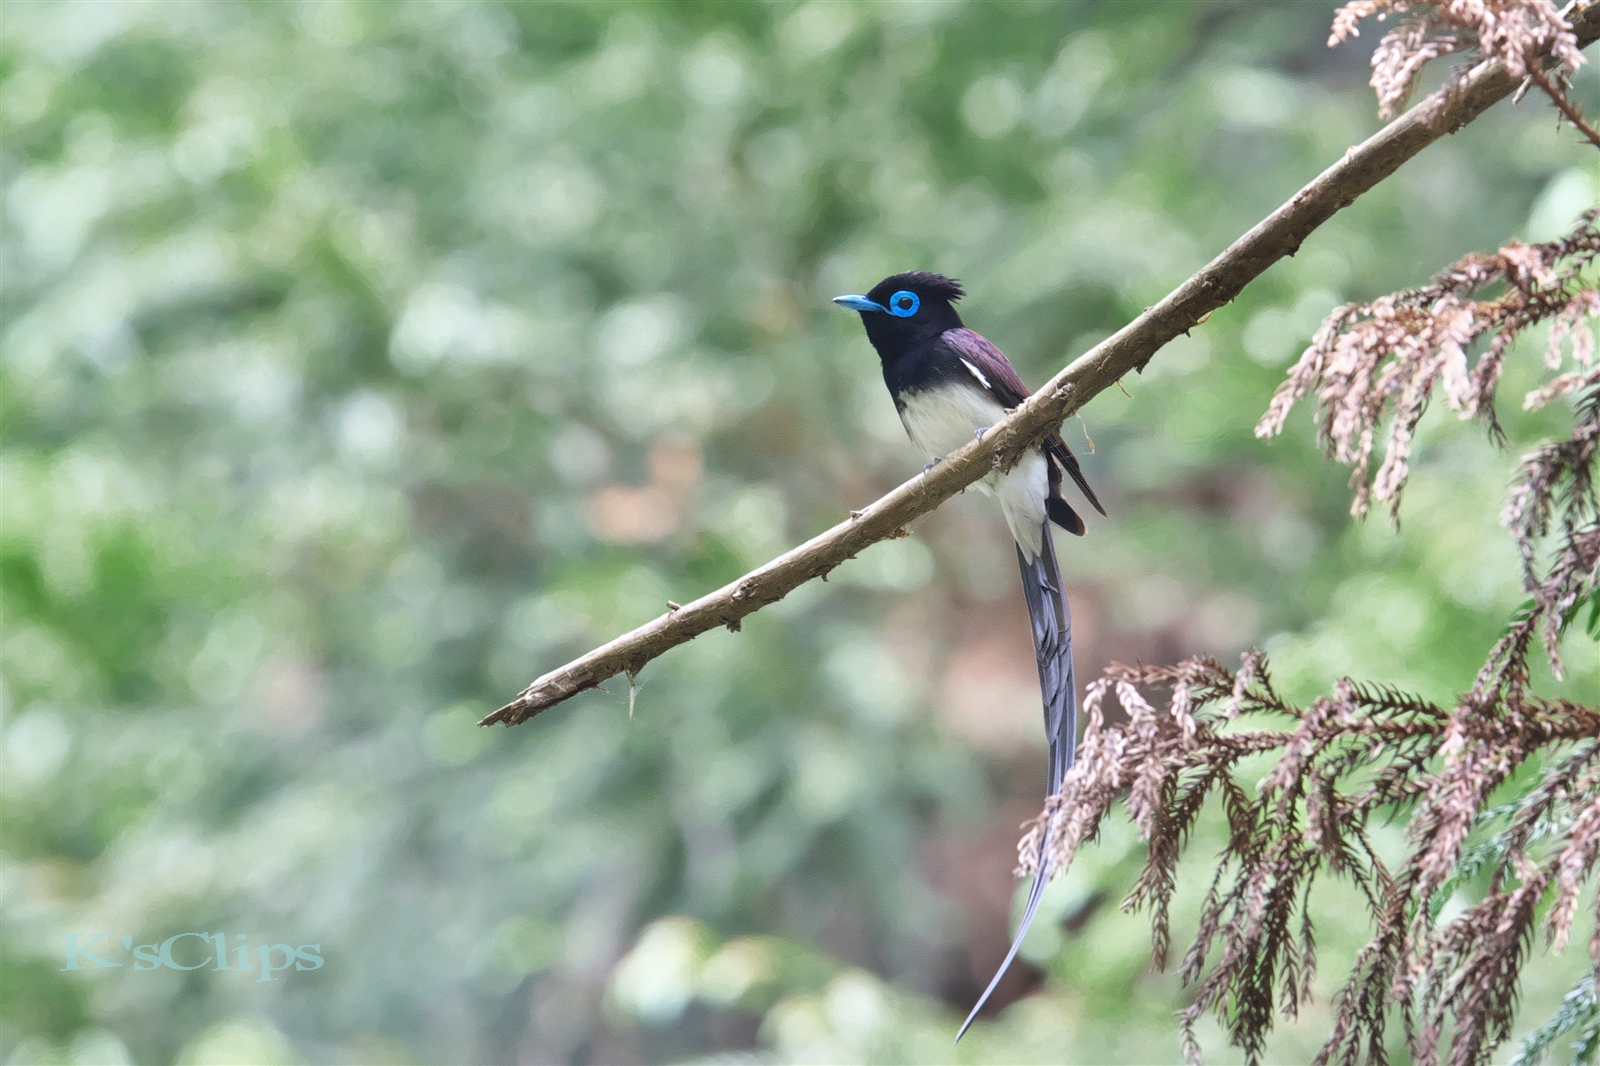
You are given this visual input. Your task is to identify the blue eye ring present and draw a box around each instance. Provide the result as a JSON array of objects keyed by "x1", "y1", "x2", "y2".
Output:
[{"x1": 887, "y1": 290, "x2": 919, "y2": 317}]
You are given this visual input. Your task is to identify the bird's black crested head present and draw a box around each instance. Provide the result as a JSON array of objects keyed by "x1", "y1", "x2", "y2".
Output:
[
  {"x1": 833, "y1": 271, "x2": 966, "y2": 362},
  {"x1": 866, "y1": 271, "x2": 965, "y2": 309}
]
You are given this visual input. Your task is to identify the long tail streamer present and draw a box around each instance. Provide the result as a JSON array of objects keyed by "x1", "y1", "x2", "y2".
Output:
[{"x1": 956, "y1": 520, "x2": 1075, "y2": 1042}]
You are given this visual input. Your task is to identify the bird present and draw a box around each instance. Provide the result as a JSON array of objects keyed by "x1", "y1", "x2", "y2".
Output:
[{"x1": 833, "y1": 271, "x2": 1104, "y2": 1042}]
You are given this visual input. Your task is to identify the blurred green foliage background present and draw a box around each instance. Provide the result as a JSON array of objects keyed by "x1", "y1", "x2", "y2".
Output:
[{"x1": 2, "y1": 2, "x2": 1596, "y2": 1063}]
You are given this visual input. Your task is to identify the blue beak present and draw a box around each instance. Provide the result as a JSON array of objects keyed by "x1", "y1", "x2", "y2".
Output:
[{"x1": 832, "y1": 294, "x2": 886, "y2": 313}]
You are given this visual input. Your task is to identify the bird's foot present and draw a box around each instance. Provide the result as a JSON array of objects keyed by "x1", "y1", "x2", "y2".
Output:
[
  {"x1": 922, "y1": 457, "x2": 943, "y2": 475},
  {"x1": 974, "y1": 426, "x2": 991, "y2": 441}
]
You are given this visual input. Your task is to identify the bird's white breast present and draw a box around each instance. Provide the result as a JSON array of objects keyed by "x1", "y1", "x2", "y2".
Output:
[
  {"x1": 898, "y1": 385, "x2": 1008, "y2": 462},
  {"x1": 898, "y1": 385, "x2": 1050, "y2": 558}
]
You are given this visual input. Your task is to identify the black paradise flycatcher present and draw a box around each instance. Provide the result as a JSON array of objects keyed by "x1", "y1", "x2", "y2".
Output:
[{"x1": 834, "y1": 271, "x2": 1104, "y2": 1042}]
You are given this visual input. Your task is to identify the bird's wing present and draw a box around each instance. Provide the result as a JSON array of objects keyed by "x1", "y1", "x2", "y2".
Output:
[
  {"x1": 1044, "y1": 436, "x2": 1106, "y2": 518},
  {"x1": 940, "y1": 327, "x2": 1031, "y2": 408},
  {"x1": 956, "y1": 520, "x2": 1077, "y2": 1042},
  {"x1": 943, "y1": 328, "x2": 1105, "y2": 521}
]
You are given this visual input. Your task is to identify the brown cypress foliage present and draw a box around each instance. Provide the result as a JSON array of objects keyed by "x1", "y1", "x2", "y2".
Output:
[
  {"x1": 1330, "y1": 0, "x2": 1600, "y2": 145},
  {"x1": 1010, "y1": 9, "x2": 1598, "y2": 1059},
  {"x1": 1018, "y1": 657, "x2": 1597, "y2": 1065},
  {"x1": 1017, "y1": 213, "x2": 1599, "y2": 1066}
]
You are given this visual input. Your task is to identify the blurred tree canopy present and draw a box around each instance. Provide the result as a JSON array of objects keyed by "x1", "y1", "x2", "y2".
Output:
[{"x1": 1, "y1": 2, "x2": 1595, "y2": 1064}]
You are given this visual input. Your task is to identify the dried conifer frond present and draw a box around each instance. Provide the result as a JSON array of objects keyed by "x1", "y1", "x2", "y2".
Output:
[
  {"x1": 1495, "y1": 385, "x2": 1600, "y2": 683},
  {"x1": 1009, "y1": 210, "x2": 1599, "y2": 1065},
  {"x1": 1329, "y1": 0, "x2": 1592, "y2": 134},
  {"x1": 1254, "y1": 208, "x2": 1593, "y2": 688},
  {"x1": 1016, "y1": 657, "x2": 1600, "y2": 1066},
  {"x1": 1256, "y1": 210, "x2": 1600, "y2": 692},
  {"x1": 1257, "y1": 207, "x2": 1600, "y2": 522}
]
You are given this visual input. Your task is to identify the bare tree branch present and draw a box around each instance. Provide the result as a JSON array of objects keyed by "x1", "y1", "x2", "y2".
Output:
[{"x1": 484, "y1": 1, "x2": 1600, "y2": 728}]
